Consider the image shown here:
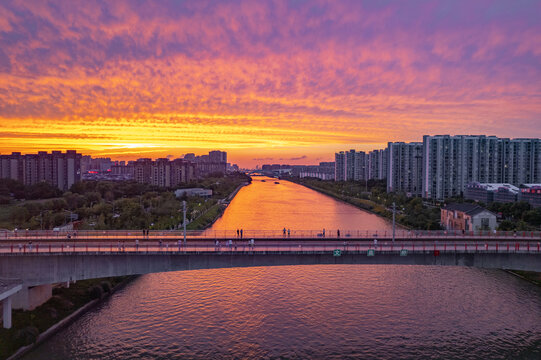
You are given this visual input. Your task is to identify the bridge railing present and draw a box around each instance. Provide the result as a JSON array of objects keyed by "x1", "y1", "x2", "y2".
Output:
[
  {"x1": 1, "y1": 239, "x2": 540, "y2": 255},
  {"x1": 1, "y1": 229, "x2": 541, "y2": 240}
]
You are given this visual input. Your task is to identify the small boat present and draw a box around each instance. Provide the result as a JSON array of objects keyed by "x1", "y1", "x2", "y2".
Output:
[
  {"x1": 261, "y1": 180, "x2": 266, "y2": 182},
  {"x1": 274, "y1": 181, "x2": 280, "y2": 184}
]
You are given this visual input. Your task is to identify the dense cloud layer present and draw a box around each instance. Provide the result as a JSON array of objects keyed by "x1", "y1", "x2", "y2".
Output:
[{"x1": 0, "y1": 0, "x2": 539, "y2": 165}]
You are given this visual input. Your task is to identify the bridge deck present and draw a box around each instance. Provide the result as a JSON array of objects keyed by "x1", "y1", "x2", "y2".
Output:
[{"x1": 1, "y1": 238, "x2": 540, "y2": 255}]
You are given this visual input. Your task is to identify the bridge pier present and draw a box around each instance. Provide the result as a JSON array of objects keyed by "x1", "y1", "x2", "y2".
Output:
[
  {"x1": 3, "y1": 296, "x2": 12, "y2": 328},
  {"x1": 0, "y1": 279, "x2": 22, "y2": 329}
]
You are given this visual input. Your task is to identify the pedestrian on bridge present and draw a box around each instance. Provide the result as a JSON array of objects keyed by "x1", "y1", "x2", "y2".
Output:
[
  {"x1": 237, "y1": 229, "x2": 239, "y2": 238},
  {"x1": 283, "y1": 228, "x2": 286, "y2": 237},
  {"x1": 337, "y1": 229, "x2": 340, "y2": 238},
  {"x1": 287, "y1": 228, "x2": 290, "y2": 237},
  {"x1": 135, "y1": 239, "x2": 139, "y2": 251},
  {"x1": 240, "y1": 229, "x2": 243, "y2": 239}
]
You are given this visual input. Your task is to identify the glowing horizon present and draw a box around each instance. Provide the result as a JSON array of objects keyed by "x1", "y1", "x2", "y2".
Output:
[{"x1": 0, "y1": 1, "x2": 540, "y2": 167}]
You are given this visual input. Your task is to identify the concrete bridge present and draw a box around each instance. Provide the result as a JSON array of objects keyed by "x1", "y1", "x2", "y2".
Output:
[{"x1": 1, "y1": 232, "x2": 541, "y2": 329}]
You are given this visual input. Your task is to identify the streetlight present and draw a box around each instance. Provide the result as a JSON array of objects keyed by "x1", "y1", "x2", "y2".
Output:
[
  {"x1": 392, "y1": 202, "x2": 396, "y2": 243},
  {"x1": 183, "y1": 200, "x2": 187, "y2": 247}
]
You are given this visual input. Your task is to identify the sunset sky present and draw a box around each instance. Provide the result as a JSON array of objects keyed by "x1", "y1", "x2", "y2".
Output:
[{"x1": 0, "y1": 0, "x2": 540, "y2": 167}]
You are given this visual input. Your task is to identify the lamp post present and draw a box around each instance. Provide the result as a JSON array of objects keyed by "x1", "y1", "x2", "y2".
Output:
[
  {"x1": 183, "y1": 200, "x2": 187, "y2": 247},
  {"x1": 392, "y1": 202, "x2": 396, "y2": 243}
]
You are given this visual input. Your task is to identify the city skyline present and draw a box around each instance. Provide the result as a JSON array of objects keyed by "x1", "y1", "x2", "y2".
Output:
[{"x1": 0, "y1": 1, "x2": 540, "y2": 167}]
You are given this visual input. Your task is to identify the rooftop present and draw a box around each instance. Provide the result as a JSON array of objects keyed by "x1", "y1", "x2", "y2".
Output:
[{"x1": 442, "y1": 203, "x2": 494, "y2": 216}]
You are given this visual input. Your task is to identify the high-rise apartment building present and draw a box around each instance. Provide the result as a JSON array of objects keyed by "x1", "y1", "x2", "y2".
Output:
[
  {"x1": 387, "y1": 142, "x2": 423, "y2": 196},
  {"x1": 0, "y1": 150, "x2": 81, "y2": 191},
  {"x1": 335, "y1": 150, "x2": 367, "y2": 182},
  {"x1": 335, "y1": 152, "x2": 346, "y2": 181},
  {"x1": 368, "y1": 149, "x2": 388, "y2": 180},
  {"x1": 421, "y1": 135, "x2": 541, "y2": 199},
  {"x1": 185, "y1": 150, "x2": 227, "y2": 176},
  {"x1": 134, "y1": 157, "x2": 195, "y2": 187}
]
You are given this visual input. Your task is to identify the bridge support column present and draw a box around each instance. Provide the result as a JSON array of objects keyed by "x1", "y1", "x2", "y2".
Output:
[
  {"x1": 12, "y1": 284, "x2": 52, "y2": 311},
  {"x1": 3, "y1": 296, "x2": 12, "y2": 329}
]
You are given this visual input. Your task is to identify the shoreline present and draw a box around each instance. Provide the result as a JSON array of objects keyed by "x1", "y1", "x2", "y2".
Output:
[
  {"x1": 288, "y1": 178, "x2": 407, "y2": 229},
  {"x1": 6, "y1": 276, "x2": 137, "y2": 360},
  {"x1": 189, "y1": 181, "x2": 250, "y2": 230}
]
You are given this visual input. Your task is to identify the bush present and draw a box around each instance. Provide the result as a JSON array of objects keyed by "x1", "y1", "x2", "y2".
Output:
[
  {"x1": 14, "y1": 326, "x2": 39, "y2": 346},
  {"x1": 100, "y1": 281, "x2": 112, "y2": 293},
  {"x1": 88, "y1": 285, "x2": 103, "y2": 300}
]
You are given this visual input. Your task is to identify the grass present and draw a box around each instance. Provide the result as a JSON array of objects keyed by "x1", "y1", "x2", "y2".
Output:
[{"x1": 187, "y1": 203, "x2": 225, "y2": 230}]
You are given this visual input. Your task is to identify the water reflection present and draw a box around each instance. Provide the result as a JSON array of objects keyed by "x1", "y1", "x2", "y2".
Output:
[{"x1": 211, "y1": 177, "x2": 391, "y2": 231}]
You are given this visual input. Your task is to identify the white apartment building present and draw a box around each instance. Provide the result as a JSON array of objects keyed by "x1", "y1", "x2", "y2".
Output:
[{"x1": 387, "y1": 142, "x2": 423, "y2": 196}]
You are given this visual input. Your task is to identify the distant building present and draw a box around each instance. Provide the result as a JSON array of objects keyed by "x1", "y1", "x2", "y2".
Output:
[
  {"x1": 441, "y1": 203, "x2": 497, "y2": 231},
  {"x1": 0, "y1": 150, "x2": 81, "y2": 191},
  {"x1": 133, "y1": 158, "x2": 195, "y2": 187},
  {"x1": 519, "y1": 184, "x2": 541, "y2": 208},
  {"x1": 185, "y1": 150, "x2": 227, "y2": 176},
  {"x1": 335, "y1": 150, "x2": 367, "y2": 182},
  {"x1": 299, "y1": 162, "x2": 335, "y2": 180},
  {"x1": 464, "y1": 183, "x2": 519, "y2": 204},
  {"x1": 175, "y1": 188, "x2": 212, "y2": 198},
  {"x1": 368, "y1": 149, "x2": 388, "y2": 180},
  {"x1": 387, "y1": 142, "x2": 423, "y2": 196},
  {"x1": 422, "y1": 135, "x2": 541, "y2": 200}
]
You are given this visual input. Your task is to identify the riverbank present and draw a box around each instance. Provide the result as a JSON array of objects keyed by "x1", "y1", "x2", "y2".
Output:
[
  {"x1": 289, "y1": 177, "x2": 441, "y2": 230},
  {"x1": 0, "y1": 276, "x2": 136, "y2": 360},
  {"x1": 186, "y1": 181, "x2": 250, "y2": 230},
  {"x1": 288, "y1": 178, "x2": 405, "y2": 228}
]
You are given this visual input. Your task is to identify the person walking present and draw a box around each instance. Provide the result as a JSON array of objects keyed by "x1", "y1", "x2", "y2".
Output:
[
  {"x1": 237, "y1": 229, "x2": 240, "y2": 238},
  {"x1": 337, "y1": 229, "x2": 340, "y2": 238},
  {"x1": 135, "y1": 239, "x2": 139, "y2": 251},
  {"x1": 240, "y1": 229, "x2": 243, "y2": 239},
  {"x1": 287, "y1": 228, "x2": 290, "y2": 237}
]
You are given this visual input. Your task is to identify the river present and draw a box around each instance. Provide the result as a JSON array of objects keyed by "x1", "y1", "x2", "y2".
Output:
[{"x1": 24, "y1": 177, "x2": 541, "y2": 359}]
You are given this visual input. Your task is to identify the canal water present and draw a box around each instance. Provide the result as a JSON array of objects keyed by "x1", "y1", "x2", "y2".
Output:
[{"x1": 24, "y1": 178, "x2": 541, "y2": 359}]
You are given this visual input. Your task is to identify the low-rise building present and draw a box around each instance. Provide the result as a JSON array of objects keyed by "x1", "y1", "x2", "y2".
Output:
[
  {"x1": 175, "y1": 188, "x2": 212, "y2": 198},
  {"x1": 519, "y1": 184, "x2": 541, "y2": 208},
  {"x1": 441, "y1": 203, "x2": 497, "y2": 231},
  {"x1": 464, "y1": 182, "x2": 519, "y2": 204}
]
